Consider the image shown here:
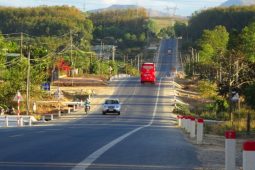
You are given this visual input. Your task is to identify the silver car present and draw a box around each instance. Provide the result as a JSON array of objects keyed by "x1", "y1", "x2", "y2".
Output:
[{"x1": 102, "y1": 99, "x2": 121, "y2": 115}]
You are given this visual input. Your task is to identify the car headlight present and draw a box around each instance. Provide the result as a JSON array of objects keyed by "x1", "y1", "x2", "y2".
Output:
[{"x1": 115, "y1": 105, "x2": 120, "y2": 109}]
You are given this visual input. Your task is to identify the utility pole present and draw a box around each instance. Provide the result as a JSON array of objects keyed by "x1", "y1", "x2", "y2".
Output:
[
  {"x1": 20, "y1": 32, "x2": 23, "y2": 58},
  {"x1": 83, "y1": 0, "x2": 86, "y2": 12},
  {"x1": 90, "y1": 53, "x2": 92, "y2": 73},
  {"x1": 100, "y1": 41, "x2": 102, "y2": 59},
  {"x1": 191, "y1": 47, "x2": 194, "y2": 76},
  {"x1": 179, "y1": 52, "x2": 183, "y2": 72},
  {"x1": 124, "y1": 55, "x2": 127, "y2": 74},
  {"x1": 103, "y1": 42, "x2": 105, "y2": 56},
  {"x1": 137, "y1": 55, "x2": 140, "y2": 70},
  {"x1": 126, "y1": 55, "x2": 128, "y2": 74},
  {"x1": 70, "y1": 30, "x2": 74, "y2": 86},
  {"x1": 112, "y1": 46, "x2": 116, "y2": 62},
  {"x1": 26, "y1": 47, "x2": 31, "y2": 115}
]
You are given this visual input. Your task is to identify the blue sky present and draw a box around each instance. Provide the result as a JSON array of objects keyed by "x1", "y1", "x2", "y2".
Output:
[{"x1": 0, "y1": 0, "x2": 226, "y2": 16}]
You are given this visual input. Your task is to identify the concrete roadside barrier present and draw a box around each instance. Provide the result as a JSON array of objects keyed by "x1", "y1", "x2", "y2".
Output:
[
  {"x1": 180, "y1": 116, "x2": 183, "y2": 128},
  {"x1": 185, "y1": 116, "x2": 192, "y2": 134},
  {"x1": 183, "y1": 116, "x2": 187, "y2": 131},
  {"x1": 177, "y1": 115, "x2": 181, "y2": 127},
  {"x1": 243, "y1": 141, "x2": 255, "y2": 170},
  {"x1": 225, "y1": 130, "x2": 236, "y2": 170},
  {"x1": 196, "y1": 118, "x2": 204, "y2": 144},
  {"x1": 182, "y1": 115, "x2": 186, "y2": 130},
  {"x1": 185, "y1": 116, "x2": 189, "y2": 133},
  {"x1": 190, "y1": 117, "x2": 196, "y2": 138},
  {"x1": 187, "y1": 116, "x2": 192, "y2": 134}
]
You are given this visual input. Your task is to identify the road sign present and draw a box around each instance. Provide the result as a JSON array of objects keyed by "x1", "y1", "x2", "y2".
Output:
[
  {"x1": 13, "y1": 91, "x2": 24, "y2": 101},
  {"x1": 42, "y1": 82, "x2": 50, "y2": 91},
  {"x1": 231, "y1": 93, "x2": 239, "y2": 102}
]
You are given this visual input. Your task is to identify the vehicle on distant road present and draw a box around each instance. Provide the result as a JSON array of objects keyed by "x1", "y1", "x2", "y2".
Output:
[
  {"x1": 140, "y1": 62, "x2": 156, "y2": 84},
  {"x1": 85, "y1": 105, "x2": 90, "y2": 114},
  {"x1": 167, "y1": 49, "x2": 172, "y2": 55},
  {"x1": 84, "y1": 98, "x2": 91, "y2": 114},
  {"x1": 102, "y1": 99, "x2": 121, "y2": 115}
]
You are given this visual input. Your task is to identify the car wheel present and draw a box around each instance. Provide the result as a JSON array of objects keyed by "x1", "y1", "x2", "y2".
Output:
[
  {"x1": 102, "y1": 111, "x2": 106, "y2": 115},
  {"x1": 118, "y1": 112, "x2": 120, "y2": 115}
]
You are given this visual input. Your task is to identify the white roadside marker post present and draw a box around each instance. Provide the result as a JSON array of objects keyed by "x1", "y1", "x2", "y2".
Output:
[
  {"x1": 190, "y1": 117, "x2": 196, "y2": 138},
  {"x1": 196, "y1": 118, "x2": 204, "y2": 144},
  {"x1": 183, "y1": 116, "x2": 187, "y2": 131},
  {"x1": 58, "y1": 110, "x2": 61, "y2": 117},
  {"x1": 42, "y1": 115, "x2": 46, "y2": 122},
  {"x1": 177, "y1": 115, "x2": 182, "y2": 127},
  {"x1": 186, "y1": 116, "x2": 189, "y2": 132},
  {"x1": 243, "y1": 141, "x2": 255, "y2": 170},
  {"x1": 29, "y1": 116, "x2": 32, "y2": 126},
  {"x1": 180, "y1": 116, "x2": 183, "y2": 128},
  {"x1": 186, "y1": 116, "x2": 190, "y2": 133},
  {"x1": 20, "y1": 117, "x2": 24, "y2": 127},
  {"x1": 5, "y1": 116, "x2": 8, "y2": 127},
  {"x1": 225, "y1": 130, "x2": 236, "y2": 170},
  {"x1": 187, "y1": 116, "x2": 192, "y2": 134}
]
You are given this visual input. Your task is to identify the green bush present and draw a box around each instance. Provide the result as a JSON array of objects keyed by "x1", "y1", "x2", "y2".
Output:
[
  {"x1": 173, "y1": 103, "x2": 191, "y2": 115},
  {"x1": 198, "y1": 80, "x2": 218, "y2": 99},
  {"x1": 244, "y1": 84, "x2": 255, "y2": 109},
  {"x1": 200, "y1": 111, "x2": 217, "y2": 120}
]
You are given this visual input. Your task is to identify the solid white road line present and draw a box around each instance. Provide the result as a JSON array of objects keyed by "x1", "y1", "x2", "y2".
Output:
[
  {"x1": 9, "y1": 134, "x2": 24, "y2": 138},
  {"x1": 72, "y1": 78, "x2": 162, "y2": 170}
]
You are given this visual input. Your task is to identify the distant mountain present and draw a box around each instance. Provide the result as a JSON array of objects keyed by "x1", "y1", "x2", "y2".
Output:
[
  {"x1": 106, "y1": 4, "x2": 138, "y2": 10},
  {"x1": 89, "y1": 4, "x2": 169, "y2": 17},
  {"x1": 221, "y1": 0, "x2": 255, "y2": 6}
]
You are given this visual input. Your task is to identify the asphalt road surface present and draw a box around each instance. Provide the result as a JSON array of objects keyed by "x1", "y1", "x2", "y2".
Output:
[{"x1": 0, "y1": 39, "x2": 202, "y2": 170}]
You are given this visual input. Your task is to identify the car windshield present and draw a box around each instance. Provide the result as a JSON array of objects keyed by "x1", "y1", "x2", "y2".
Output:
[{"x1": 105, "y1": 100, "x2": 119, "y2": 104}]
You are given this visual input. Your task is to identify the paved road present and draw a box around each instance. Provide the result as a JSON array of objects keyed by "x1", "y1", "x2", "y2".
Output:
[{"x1": 0, "y1": 39, "x2": 202, "y2": 170}]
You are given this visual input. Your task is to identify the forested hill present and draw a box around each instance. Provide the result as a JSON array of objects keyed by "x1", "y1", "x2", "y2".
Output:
[
  {"x1": 221, "y1": 0, "x2": 255, "y2": 6},
  {"x1": 89, "y1": 8, "x2": 149, "y2": 50},
  {"x1": 0, "y1": 6, "x2": 93, "y2": 37},
  {"x1": 188, "y1": 5, "x2": 255, "y2": 41}
]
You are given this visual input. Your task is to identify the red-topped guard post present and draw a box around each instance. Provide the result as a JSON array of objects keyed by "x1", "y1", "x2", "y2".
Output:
[
  {"x1": 225, "y1": 130, "x2": 236, "y2": 170},
  {"x1": 243, "y1": 141, "x2": 255, "y2": 170},
  {"x1": 196, "y1": 118, "x2": 204, "y2": 144}
]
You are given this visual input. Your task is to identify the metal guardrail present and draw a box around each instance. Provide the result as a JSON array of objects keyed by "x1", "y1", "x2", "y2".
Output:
[
  {"x1": 110, "y1": 74, "x2": 131, "y2": 81},
  {"x1": 0, "y1": 115, "x2": 36, "y2": 127}
]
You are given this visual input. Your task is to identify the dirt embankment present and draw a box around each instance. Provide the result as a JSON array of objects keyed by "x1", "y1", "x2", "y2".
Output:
[{"x1": 35, "y1": 77, "x2": 113, "y2": 116}]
